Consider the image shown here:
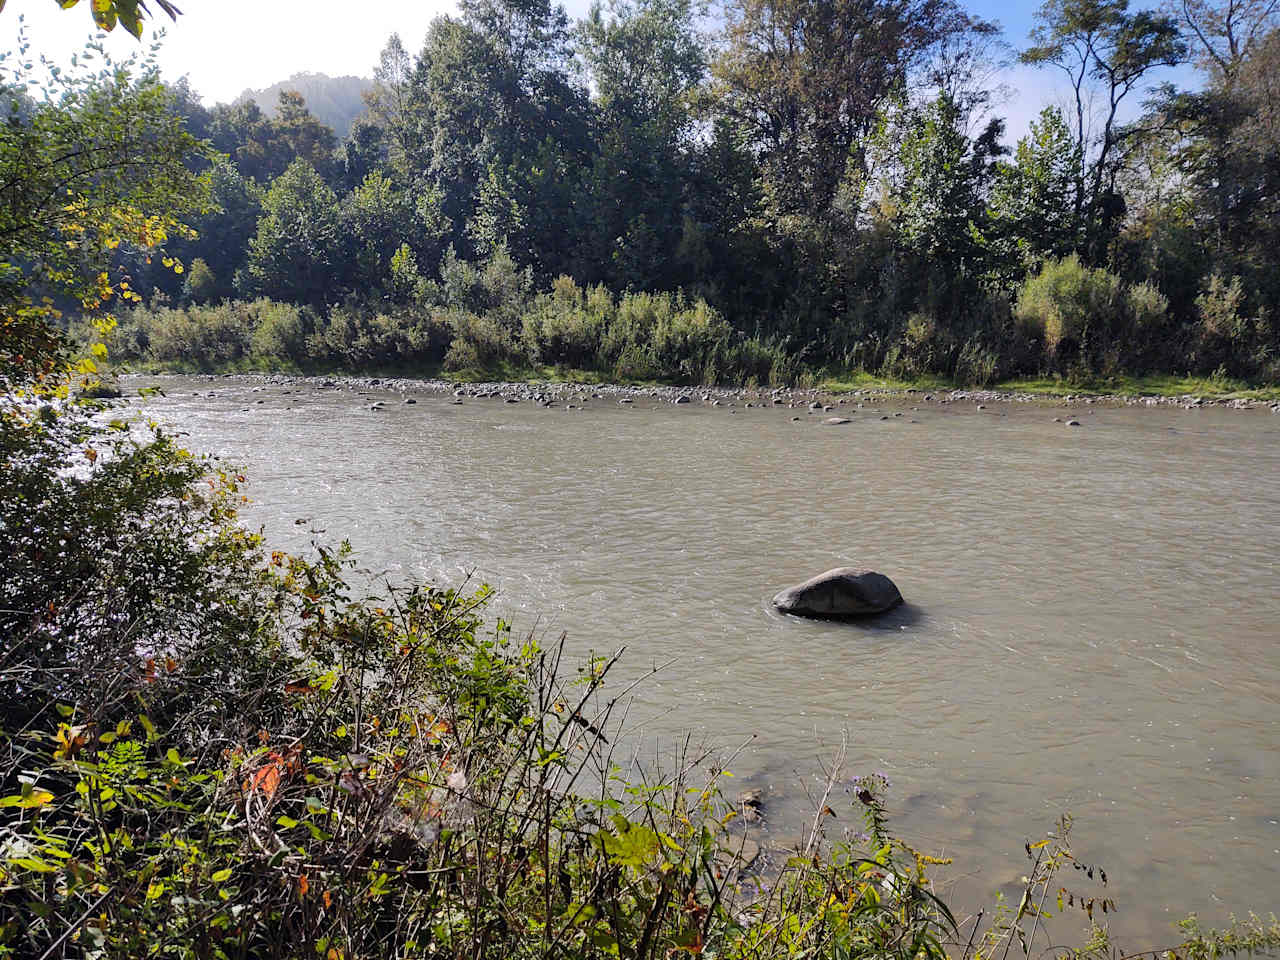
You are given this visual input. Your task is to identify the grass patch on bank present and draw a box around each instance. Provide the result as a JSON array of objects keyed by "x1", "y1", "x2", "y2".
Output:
[
  {"x1": 997, "y1": 373, "x2": 1280, "y2": 401},
  {"x1": 819, "y1": 370, "x2": 959, "y2": 394}
]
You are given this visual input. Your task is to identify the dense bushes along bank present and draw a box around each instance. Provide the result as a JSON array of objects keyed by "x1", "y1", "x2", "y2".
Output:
[{"x1": 80, "y1": 250, "x2": 1279, "y2": 388}]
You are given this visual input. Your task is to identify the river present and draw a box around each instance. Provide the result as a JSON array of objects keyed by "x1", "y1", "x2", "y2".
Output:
[{"x1": 130, "y1": 374, "x2": 1280, "y2": 944}]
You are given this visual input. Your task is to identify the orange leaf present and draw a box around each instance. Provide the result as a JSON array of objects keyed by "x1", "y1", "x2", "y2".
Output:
[
  {"x1": 298, "y1": 874, "x2": 310, "y2": 896},
  {"x1": 245, "y1": 761, "x2": 281, "y2": 800},
  {"x1": 322, "y1": 889, "x2": 332, "y2": 909}
]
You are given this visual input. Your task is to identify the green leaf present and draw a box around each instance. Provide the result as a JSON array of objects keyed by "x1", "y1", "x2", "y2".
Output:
[
  {"x1": 211, "y1": 868, "x2": 233, "y2": 883},
  {"x1": 0, "y1": 790, "x2": 54, "y2": 809},
  {"x1": 9, "y1": 857, "x2": 59, "y2": 873}
]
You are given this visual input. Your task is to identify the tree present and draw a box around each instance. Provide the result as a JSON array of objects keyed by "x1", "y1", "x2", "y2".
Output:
[
  {"x1": 1022, "y1": 0, "x2": 1186, "y2": 257},
  {"x1": 711, "y1": 0, "x2": 966, "y2": 219},
  {"x1": 364, "y1": 33, "x2": 421, "y2": 174},
  {"x1": 575, "y1": 0, "x2": 706, "y2": 289},
  {"x1": 0, "y1": 58, "x2": 208, "y2": 387},
  {"x1": 1169, "y1": 0, "x2": 1279, "y2": 84},
  {"x1": 895, "y1": 93, "x2": 999, "y2": 280},
  {"x1": 341, "y1": 171, "x2": 448, "y2": 292},
  {"x1": 245, "y1": 158, "x2": 340, "y2": 305},
  {"x1": 410, "y1": 0, "x2": 591, "y2": 268},
  {"x1": 272, "y1": 90, "x2": 338, "y2": 178},
  {"x1": 989, "y1": 106, "x2": 1083, "y2": 275}
]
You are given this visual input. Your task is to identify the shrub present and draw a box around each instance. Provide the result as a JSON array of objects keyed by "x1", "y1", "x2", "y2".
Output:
[
  {"x1": 1015, "y1": 255, "x2": 1125, "y2": 372},
  {"x1": 439, "y1": 244, "x2": 534, "y2": 330},
  {"x1": 143, "y1": 301, "x2": 254, "y2": 367},
  {"x1": 1190, "y1": 274, "x2": 1276, "y2": 377},
  {"x1": 1123, "y1": 280, "x2": 1170, "y2": 369},
  {"x1": 248, "y1": 299, "x2": 310, "y2": 363},
  {"x1": 183, "y1": 256, "x2": 218, "y2": 304},
  {"x1": 521, "y1": 276, "x2": 613, "y2": 370},
  {"x1": 309, "y1": 301, "x2": 452, "y2": 369},
  {"x1": 443, "y1": 309, "x2": 525, "y2": 371},
  {"x1": 1018, "y1": 257, "x2": 1121, "y2": 366}
]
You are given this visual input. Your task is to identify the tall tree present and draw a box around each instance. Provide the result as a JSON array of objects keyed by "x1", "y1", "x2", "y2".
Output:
[
  {"x1": 895, "y1": 93, "x2": 1000, "y2": 281},
  {"x1": 711, "y1": 0, "x2": 964, "y2": 219},
  {"x1": 365, "y1": 33, "x2": 421, "y2": 174},
  {"x1": 1022, "y1": 0, "x2": 1186, "y2": 257},
  {"x1": 0, "y1": 63, "x2": 207, "y2": 385},
  {"x1": 989, "y1": 106, "x2": 1083, "y2": 276},
  {"x1": 576, "y1": 0, "x2": 707, "y2": 288},
  {"x1": 244, "y1": 158, "x2": 340, "y2": 305}
]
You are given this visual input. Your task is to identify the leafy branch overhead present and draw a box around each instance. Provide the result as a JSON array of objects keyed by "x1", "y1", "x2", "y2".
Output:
[{"x1": 0, "y1": 0, "x2": 182, "y2": 38}]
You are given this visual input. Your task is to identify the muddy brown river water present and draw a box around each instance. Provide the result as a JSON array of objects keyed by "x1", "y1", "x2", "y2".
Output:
[{"x1": 130, "y1": 374, "x2": 1280, "y2": 944}]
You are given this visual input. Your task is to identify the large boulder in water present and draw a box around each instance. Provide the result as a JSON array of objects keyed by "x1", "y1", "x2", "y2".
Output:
[{"x1": 772, "y1": 568, "x2": 903, "y2": 619}]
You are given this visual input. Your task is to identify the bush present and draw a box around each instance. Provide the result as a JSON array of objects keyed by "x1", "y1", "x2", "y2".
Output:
[
  {"x1": 1015, "y1": 256, "x2": 1125, "y2": 372},
  {"x1": 521, "y1": 276, "x2": 613, "y2": 370},
  {"x1": 309, "y1": 301, "x2": 452, "y2": 370},
  {"x1": 183, "y1": 257, "x2": 218, "y2": 304},
  {"x1": 1191, "y1": 274, "x2": 1276, "y2": 377},
  {"x1": 443, "y1": 309, "x2": 525, "y2": 371},
  {"x1": 142, "y1": 301, "x2": 254, "y2": 367},
  {"x1": 248, "y1": 299, "x2": 311, "y2": 363},
  {"x1": 7, "y1": 388, "x2": 1280, "y2": 960},
  {"x1": 439, "y1": 244, "x2": 534, "y2": 330}
]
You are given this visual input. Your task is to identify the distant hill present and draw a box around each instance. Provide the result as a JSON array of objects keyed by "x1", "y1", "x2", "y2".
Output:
[{"x1": 234, "y1": 73, "x2": 372, "y2": 140}]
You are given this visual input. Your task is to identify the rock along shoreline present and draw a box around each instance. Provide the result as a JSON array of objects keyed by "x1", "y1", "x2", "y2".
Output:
[{"x1": 120, "y1": 371, "x2": 1280, "y2": 414}]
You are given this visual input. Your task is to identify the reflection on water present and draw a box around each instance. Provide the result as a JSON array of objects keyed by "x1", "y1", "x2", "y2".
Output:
[{"x1": 134, "y1": 376, "x2": 1280, "y2": 942}]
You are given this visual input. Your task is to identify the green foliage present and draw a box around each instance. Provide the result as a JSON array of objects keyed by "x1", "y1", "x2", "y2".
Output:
[
  {"x1": 1015, "y1": 256, "x2": 1127, "y2": 372},
  {"x1": 183, "y1": 257, "x2": 218, "y2": 304},
  {"x1": 0, "y1": 44, "x2": 209, "y2": 389},
  {"x1": 245, "y1": 159, "x2": 341, "y2": 305},
  {"x1": 989, "y1": 107, "x2": 1082, "y2": 277},
  {"x1": 522, "y1": 276, "x2": 792, "y2": 384},
  {"x1": 1193, "y1": 274, "x2": 1276, "y2": 377},
  {"x1": 30, "y1": 0, "x2": 183, "y2": 38}
]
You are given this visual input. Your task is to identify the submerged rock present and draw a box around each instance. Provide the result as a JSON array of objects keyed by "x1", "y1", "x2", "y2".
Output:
[
  {"x1": 772, "y1": 568, "x2": 903, "y2": 619},
  {"x1": 822, "y1": 416, "x2": 852, "y2": 425}
]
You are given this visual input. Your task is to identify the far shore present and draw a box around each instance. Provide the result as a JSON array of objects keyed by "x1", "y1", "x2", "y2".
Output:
[{"x1": 118, "y1": 369, "x2": 1280, "y2": 412}]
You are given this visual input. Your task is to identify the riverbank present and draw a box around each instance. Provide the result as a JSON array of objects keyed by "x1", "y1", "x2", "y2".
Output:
[{"x1": 120, "y1": 369, "x2": 1280, "y2": 412}]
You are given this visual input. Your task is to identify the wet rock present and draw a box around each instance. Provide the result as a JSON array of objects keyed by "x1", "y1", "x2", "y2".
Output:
[
  {"x1": 739, "y1": 790, "x2": 765, "y2": 823},
  {"x1": 1066, "y1": 419, "x2": 1081, "y2": 426},
  {"x1": 772, "y1": 568, "x2": 904, "y2": 619},
  {"x1": 404, "y1": 397, "x2": 416, "y2": 404},
  {"x1": 619, "y1": 397, "x2": 633, "y2": 404},
  {"x1": 674, "y1": 395, "x2": 690, "y2": 404}
]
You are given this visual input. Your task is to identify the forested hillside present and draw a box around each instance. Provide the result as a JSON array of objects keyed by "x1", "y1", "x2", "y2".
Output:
[
  {"x1": 233, "y1": 72, "x2": 372, "y2": 139},
  {"x1": 98, "y1": 0, "x2": 1280, "y2": 386}
]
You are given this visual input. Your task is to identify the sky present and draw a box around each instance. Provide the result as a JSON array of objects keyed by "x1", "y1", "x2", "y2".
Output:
[{"x1": 2, "y1": 0, "x2": 1198, "y2": 145}]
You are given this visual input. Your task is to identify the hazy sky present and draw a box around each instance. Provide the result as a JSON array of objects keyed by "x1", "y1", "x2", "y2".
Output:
[{"x1": 4, "y1": 0, "x2": 1194, "y2": 144}]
